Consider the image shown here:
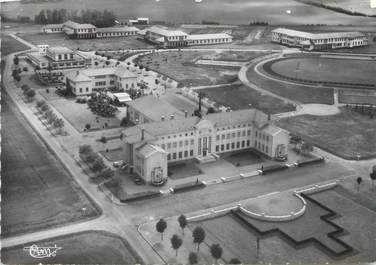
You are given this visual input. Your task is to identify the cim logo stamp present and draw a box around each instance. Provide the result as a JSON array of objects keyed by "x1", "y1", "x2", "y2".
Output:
[{"x1": 23, "y1": 244, "x2": 62, "y2": 259}]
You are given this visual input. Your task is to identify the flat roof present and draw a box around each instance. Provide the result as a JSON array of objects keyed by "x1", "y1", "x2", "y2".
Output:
[
  {"x1": 48, "y1": 46, "x2": 73, "y2": 54},
  {"x1": 127, "y1": 95, "x2": 185, "y2": 122},
  {"x1": 272, "y1": 28, "x2": 365, "y2": 40},
  {"x1": 147, "y1": 26, "x2": 188, "y2": 37},
  {"x1": 187, "y1": 33, "x2": 233, "y2": 40},
  {"x1": 96, "y1": 26, "x2": 139, "y2": 33}
]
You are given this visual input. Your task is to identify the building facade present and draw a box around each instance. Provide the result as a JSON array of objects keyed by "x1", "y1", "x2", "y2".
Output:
[
  {"x1": 63, "y1": 20, "x2": 97, "y2": 39},
  {"x1": 65, "y1": 67, "x2": 138, "y2": 96},
  {"x1": 27, "y1": 46, "x2": 90, "y2": 70},
  {"x1": 145, "y1": 26, "x2": 188, "y2": 48},
  {"x1": 96, "y1": 26, "x2": 139, "y2": 38},
  {"x1": 187, "y1": 33, "x2": 233, "y2": 46},
  {"x1": 122, "y1": 109, "x2": 290, "y2": 184},
  {"x1": 271, "y1": 28, "x2": 368, "y2": 50}
]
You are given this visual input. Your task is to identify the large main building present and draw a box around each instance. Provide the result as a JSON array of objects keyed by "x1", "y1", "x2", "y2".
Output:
[
  {"x1": 122, "y1": 109, "x2": 289, "y2": 185},
  {"x1": 271, "y1": 28, "x2": 368, "y2": 50}
]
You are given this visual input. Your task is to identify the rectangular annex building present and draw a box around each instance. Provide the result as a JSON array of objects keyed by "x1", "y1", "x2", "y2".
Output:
[
  {"x1": 65, "y1": 67, "x2": 138, "y2": 96},
  {"x1": 271, "y1": 28, "x2": 368, "y2": 50},
  {"x1": 122, "y1": 109, "x2": 289, "y2": 185}
]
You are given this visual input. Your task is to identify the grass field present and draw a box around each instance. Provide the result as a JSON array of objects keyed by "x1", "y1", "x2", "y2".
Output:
[
  {"x1": 1, "y1": 231, "x2": 142, "y2": 264},
  {"x1": 18, "y1": 32, "x2": 153, "y2": 51},
  {"x1": 1, "y1": 97, "x2": 100, "y2": 237},
  {"x1": 247, "y1": 64, "x2": 334, "y2": 104},
  {"x1": 270, "y1": 57, "x2": 376, "y2": 86},
  {"x1": 135, "y1": 51, "x2": 239, "y2": 87},
  {"x1": 277, "y1": 107, "x2": 376, "y2": 159},
  {"x1": 1, "y1": 34, "x2": 30, "y2": 56},
  {"x1": 200, "y1": 84, "x2": 296, "y2": 114},
  {"x1": 223, "y1": 149, "x2": 263, "y2": 167}
]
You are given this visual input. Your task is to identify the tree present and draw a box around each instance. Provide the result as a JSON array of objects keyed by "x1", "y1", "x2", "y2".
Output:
[
  {"x1": 25, "y1": 89, "x2": 36, "y2": 101},
  {"x1": 41, "y1": 104, "x2": 50, "y2": 112},
  {"x1": 85, "y1": 152, "x2": 98, "y2": 164},
  {"x1": 120, "y1": 117, "x2": 128, "y2": 127},
  {"x1": 207, "y1": 107, "x2": 215, "y2": 114},
  {"x1": 192, "y1": 226, "x2": 205, "y2": 252},
  {"x1": 13, "y1": 56, "x2": 19, "y2": 65},
  {"x1": 105, "y1": 60, "x2": 110, "y2": 66},
  {"x1": 98, "y1": 167, "x2": 115, "y2": 179},
  {"x1": 170, "y1": 234, "x2": 183, "y2": 256},
  {"x1": 229, "y1": 258, "x2": 242, "y2": 264},
  {"x1": 178, "y1": 214, "x2": 187, "y2": 235},
  {"x1": 79, "y1": 145, "x2": 93, "y2": 156},
  {"x1": 92, "y1": 157, "x2": 105, "y2": 172},
  {"x1": 300, "y1": 141, "x2": 314, "y2": 155},
  {"x1": 53, "y1": 118, "x2": 64, "y2": 133},
  {"x1": 100, "y1": 136, "x2": 107, "y2": 144},
  {"x1": 44, "y1": 109, "x2": 54, "y2": 119},
  {"x1": 356, "y1": 176, "x2": 363, "y2": 192},
  {"x1": 188, "y1": 252, "x2": 198, "y2": 265},
  {"x1": 85, "y1": 123, "x2": 91, "y2": 131},
  {"x1": 36, "y1": 99, "x2": 46, "y2": 109},
  {"x1": 210, "y1": 243, "x2": 223, "y2": 264},
  {"x1": 156, "y1": 218, "x2": 167, "y2": 241},
  {"x1": 47, "y1": 112, "x2": 57, "y2": 124},
  {"x1": 21, "y1": 84, "x2": 30, "y2": 92},
  {"x1": 370, "y1": 165, "x2": 376, "y2": 190}
]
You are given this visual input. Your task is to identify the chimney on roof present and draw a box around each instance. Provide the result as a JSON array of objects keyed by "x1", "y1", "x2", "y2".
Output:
[
  {"x1": 185, "y1": 110, "x2": 188, "y2": 118},
  {"x1": 161, "y1": 116, "x2": 165, "y2": 121},
  {"x1": 170, "y1": 114, "x2": 174, "y2": 120},
  {"x1": 141, "y1": 128, "x2": 145, "y2": 141}
]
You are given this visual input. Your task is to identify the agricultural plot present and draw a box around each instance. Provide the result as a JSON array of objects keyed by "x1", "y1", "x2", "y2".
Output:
[
  {"x1": 135, "y1": 51, "x2": 239, "y2": 87},
  {"x1": 277, "y1": 107, "x2": 376, "y2": 159},
  {"x1": 1, "y1": 231, "x2": 142, "y2": 264},
  {"x1": 1, "y1": 98, "x2": 100, "y2": 237},
  {"x1": 1, "y1": 34, "x2": 30, "y2": 56},
  {"x1": 200, "y1": 84, "x2": 296, "y2": 114}
]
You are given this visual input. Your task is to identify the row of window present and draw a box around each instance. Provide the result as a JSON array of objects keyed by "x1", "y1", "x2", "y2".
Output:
[
  {"x1": 95, "y1": 81, "x2": 106, "y2": 86},
  {"x1": 167, "y1": 150, "x2": 194, "y2": 161},
  {"x1": 191, "y1": 38, "x2": 231, "y2": 44},
  {"x1": 161, "y1": 139, "x2": 195, "y2": 150},
  {"x1": 216, "y1": 130, "x2": 251, "y2": 141},
  {"x1": 255, "y1": 131, "x2": 270, "y2": 142},
  {"x1": 56, "y1": 53, "x2": 74, "y2": 60},
  {"x1": 98, "y1": 31, "x2": 136, "y2": 37},
  {"x1": 255, "y1": 140, "x2": 269, "y2": 154},
  {"x1": 217, "y1": 124, "x2": 250, "y2": 131},
  {"x1": 215, "y1": 140, "x2": 251, "y2": 152}
]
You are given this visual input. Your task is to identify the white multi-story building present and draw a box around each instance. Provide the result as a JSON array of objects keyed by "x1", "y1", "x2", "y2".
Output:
[
  {"x1": 62, "y1": 20, "x2": 97, "y2": 39},
  {"x1": 27, "y1": 46, "x2": 89, "y2": 70},
  {"x1": 187, "y1": 33, "x2": 233, "y2": 46},
  {"x1": 145, "y1": 26, "x2": 188, "y2": 48},
  {"x1": 122, "y1": 109, "x2": 289, "y2": 185},
  {"x1": 271, "y1": 28, "x2": 368, "y2": 50},
  {"x1": 65, "y1": 67, "x2": 138, "y2": 96}
]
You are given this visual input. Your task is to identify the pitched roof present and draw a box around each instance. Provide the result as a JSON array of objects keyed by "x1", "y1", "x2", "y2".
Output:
[
  {"x1": 65, "y1": 71, "x2": 92, "y2": 82},
  {"x1": 122, "y1": 109, "x2": 270, "y2": 144},
  {"x1": 48, "y1": 46, "x2": 73, "y2": 54},
  {"x1": 272, "y1": 28, "x2": 365, "y2": 40},
  {"x1": 96, "y1": 26, "x2": 139, "y2": 33},
  {"x1": 126, "y1": 95, "x2": 185, "y2": 122},
  {"x1": 114, "y1": 67, "x2": 138, "y2": 78},
  {"x1": 42, "y1": 24, "x2": 63, "y2": 29},
  {"x1": 136, "y1": 143, "x2": 168, "y2": 158},
  {"x1": 147, "y1": 26, "x2": 188, "y2": 37},
  {"x1": 64, "y1": 20, "x2": 96, "y2": 29},
  {"x1": 187, "y1": 33, "x2": 233, "y2": 40}
]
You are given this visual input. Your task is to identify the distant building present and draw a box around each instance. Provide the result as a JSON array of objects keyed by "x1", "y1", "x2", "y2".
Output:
[
  {"x1": 27, "y1": 46, "x2": 89, "y2": 70},
  {"x1": 63, "y1": 20, "x2": 97, "y2": 39},
  {"x1": 122, "y1": 109, "x2": 289, "y2": 185},
  {"x1": 96, "y1": 26, "x2": 139, "y2": 38},
  {"x1": 271, "y1": 28, "x2": 368, "y2": 50},
  {"x1": 129, "y1": 18, "x2": 149, "y2": 25},
  {"x1": 145, "y1": 26, "x2": 188, "y2": 48},
  {"x1": 41, "y1": 23, "x2": 64, "y2": 33},
  {"x1": 65, "y1": 67, "x2": 138, "y2": 96},
  {"x1": 126, "y1": 95, "x2": 186, "y2": 124},
  {"x1": 187, "y1": 33, "x2": 233, "y2": 46}
]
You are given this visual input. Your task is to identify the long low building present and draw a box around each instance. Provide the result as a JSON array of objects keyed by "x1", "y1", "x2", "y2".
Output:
[
  {"x1": 65, "y1": 66, "x2": 138, "y2": 96},
  {"x1": 145, "y1": 26, "x2": 233, "y2": 48},
  {"x1": 42, "y1": 20, "x2": 139, "y2": 39},
  {"x1": 187, "y1": 33, "x2": 233, "y2": 46},
  {"x1": 271, "y1": 28, "x2": 368, "y2": 50},
  {"x1": 122, "y1": 108, "x2": 289, "y2": 185}
]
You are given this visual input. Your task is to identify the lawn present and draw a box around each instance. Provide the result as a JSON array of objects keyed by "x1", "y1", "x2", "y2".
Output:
[
  {"x1": 277, "y1": 107, "x2": 376, "y2": 159},
  {"x1": 1, "y1": 34, "x2": 30, "y2": 56},
  {"x1": 247, "y1": 63, "x2": 334, "y2": 104},
  {"x1": 269, "y1": 57, "x2": 376, "y2": 86},
  {"x1": 135, "y1": 51, "x2": 239, "y2": 87},
  {"x1": 1, "y1": 231, "x2": 142, "y2": 264},
  {"x1": 200, "y1": 84, "x2": 296, "y2": 114},
  {"x1": 47, "y1": 96, "x2": 121, "y2": 132},
  {"x1": 18, "y1": 32, "x2": 154, "y2": 51},
  {"x1": 100, "y1": 147, "x2": 125, "y2": 162},
  {"x1": 202, "y1": 50, "x2": 273, "y2": 62},
  {"x1": 1, "y1": 98, "x2": 100, "y2": 237},
  {"x1": 168, "y1": 160, "x2": 202, "y2": 180}
]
